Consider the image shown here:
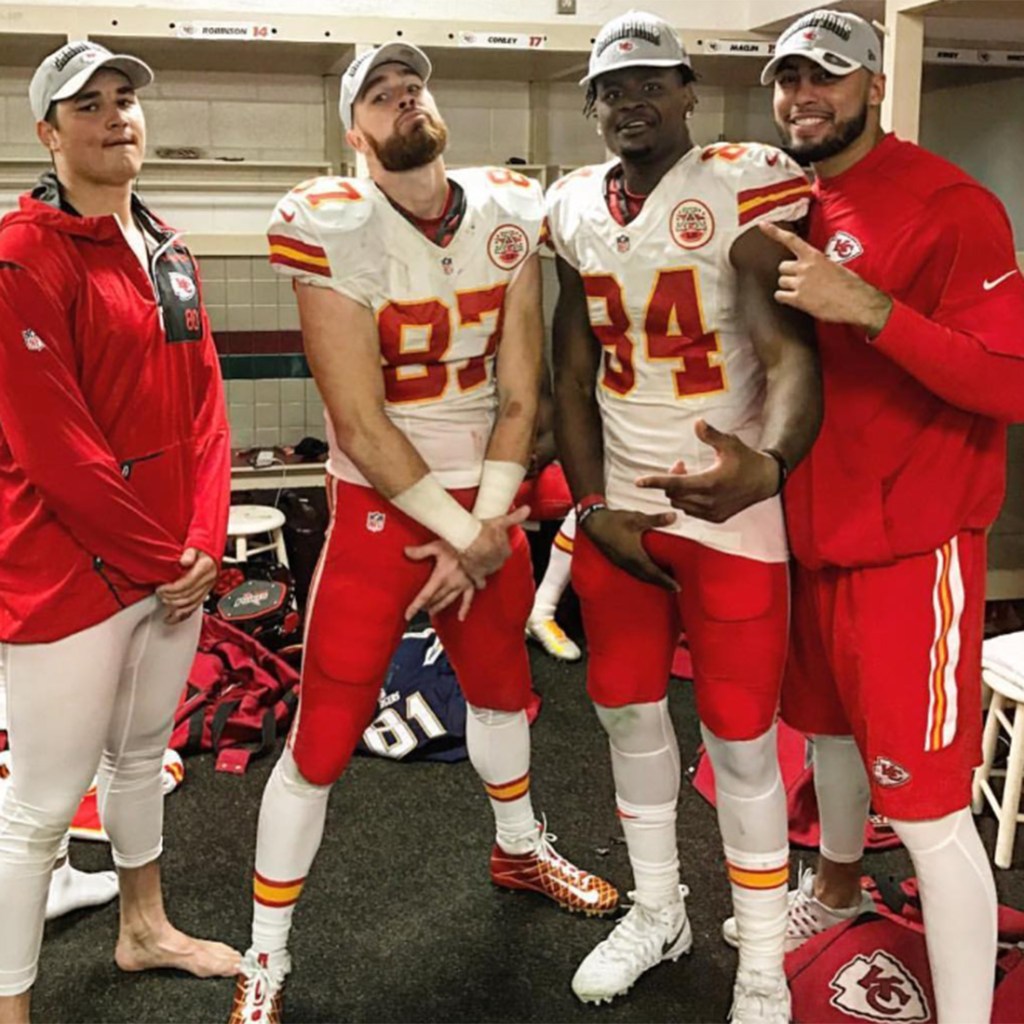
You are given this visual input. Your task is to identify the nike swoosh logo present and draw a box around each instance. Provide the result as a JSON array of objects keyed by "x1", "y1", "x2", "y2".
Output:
[
  {"x1": 662, "y1": 922, "x2": 686, "y2": 956},
  {"x1": 983, "y1": 270, "x2": 1018, "y2": 291},
  {"x1": 280, "y1": 207, "x2": 296, "y2": 223},
  {"x1": 551, "y1": 876, "x2": 600, "y2": 904}
]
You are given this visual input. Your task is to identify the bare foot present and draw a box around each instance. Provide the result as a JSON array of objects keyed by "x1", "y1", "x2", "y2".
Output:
[{"x1": 115, "y1": 923, "x2": 240, "y2": 978}]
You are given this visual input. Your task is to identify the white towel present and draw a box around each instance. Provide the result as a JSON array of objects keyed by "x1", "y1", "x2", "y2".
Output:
[{"x1": 982, "y1": 631, "x2": 1024, "y2": 697}]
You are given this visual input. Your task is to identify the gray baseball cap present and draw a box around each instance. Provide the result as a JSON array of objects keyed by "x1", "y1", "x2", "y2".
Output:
[
  {"x1": 761, "y1": 9, "x2": 882, "y2": 85},
  {"x1": 581, "y1": 10, "x2": 691, "y2": 87},
  {"x1": 30, "y1": 41, "x2": 153, "y2": 122},
  {"x1": 339, "y1": 42, "x2": 432, "y2": 131}
]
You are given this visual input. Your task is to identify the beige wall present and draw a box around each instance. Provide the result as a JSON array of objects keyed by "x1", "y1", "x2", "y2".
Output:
[{"x1": 921, "y1": 67, "x2": 1024, "y2": 241}]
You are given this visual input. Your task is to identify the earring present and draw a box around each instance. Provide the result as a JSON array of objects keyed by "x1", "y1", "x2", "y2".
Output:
[{"x1": 596, "y1": 124, "x2": 603, "y2": 136}]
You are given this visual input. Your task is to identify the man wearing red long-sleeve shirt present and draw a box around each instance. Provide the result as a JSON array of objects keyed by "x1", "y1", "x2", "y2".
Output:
[
  {"x1": 0, "y1": 42, "x2": 238, "y2": 1023},
  {"x1": 722, "y1": 10, "x2": 1024, "y2": 1023}
]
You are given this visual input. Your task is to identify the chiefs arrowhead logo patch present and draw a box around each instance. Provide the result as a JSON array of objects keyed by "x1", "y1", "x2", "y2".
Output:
[
  {"x1": 830, "y1": 949, "x2": 931, "y2": 1022},
  {"x1": 824, "y1": 231, "x2": 864, "y2": 265}
]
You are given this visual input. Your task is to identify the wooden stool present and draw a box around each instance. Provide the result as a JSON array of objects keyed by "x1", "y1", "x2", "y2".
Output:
[
  {"x1": 972, "y1": 667, "x2": 1024, "y2": 868},
  {"x1": 225, "y1": 505, "x2": 289, "y2": 567}
]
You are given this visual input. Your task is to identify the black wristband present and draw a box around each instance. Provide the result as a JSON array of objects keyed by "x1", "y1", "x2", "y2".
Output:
[
  {"x1": 761, "y1": 448, "x2": 789, "y2": 496},
  {"x1": 577, "y1": 502, "x2": 608, "y2": 528}
]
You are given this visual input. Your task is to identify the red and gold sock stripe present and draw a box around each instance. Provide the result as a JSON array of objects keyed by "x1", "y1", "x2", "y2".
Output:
[
  {"x1": 726, "y1": 861, "x2": 789, "y2": 891},
  {"x1": 253, "y1": 871, "x2": 306, "y2": 908},
  {"x1": 553, "y1": 530, "x2": 574, "y2": 555},
  {"x1": 484, "y1": 772, "x2": 530, "y2": 803}
]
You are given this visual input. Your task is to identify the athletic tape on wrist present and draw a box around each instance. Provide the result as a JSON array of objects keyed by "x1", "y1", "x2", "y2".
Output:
[
  {"x1": 391, "y1": 474, "x2": 482, "y2": 551},
  {"x1": 472, "y1": 459, "x2": 527, "y2": 520}
]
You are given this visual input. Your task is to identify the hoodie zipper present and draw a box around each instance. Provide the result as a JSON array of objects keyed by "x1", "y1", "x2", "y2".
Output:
[{"x1": 92, "y1": 556, "x2": 127, "y2": 608}]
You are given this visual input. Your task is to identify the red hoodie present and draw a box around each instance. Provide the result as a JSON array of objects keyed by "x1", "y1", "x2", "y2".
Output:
[
  {"x1": 0, "y1": 175, "x2": 230, "y2": 642},
  {"x1": 784, "y1": 135, "x2": 1024, "y2": 570}
]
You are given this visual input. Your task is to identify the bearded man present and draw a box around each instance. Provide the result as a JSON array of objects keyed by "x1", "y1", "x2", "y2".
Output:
[{"x1": 228, "y1": 42, "x2": 618, "y2": 1024}]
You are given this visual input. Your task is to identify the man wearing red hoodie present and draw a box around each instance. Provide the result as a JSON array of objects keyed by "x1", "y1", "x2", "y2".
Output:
[
  {"x1": 0, "y1": 42, "x2": 238, "y2": 1022},
  {"x1": 721, "y1": 10, "x2": 1024, "y2": 1024}
]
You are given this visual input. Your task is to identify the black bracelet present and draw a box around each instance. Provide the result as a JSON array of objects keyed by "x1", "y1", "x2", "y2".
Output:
[
  {"x1": 577, "y1": 502, "x2": 608, "y2": 528},
  {"x1": 761, "y1": 448, "x2": 789, "y2": 495}
]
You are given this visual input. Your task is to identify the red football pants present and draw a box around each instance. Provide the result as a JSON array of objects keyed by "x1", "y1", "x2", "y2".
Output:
[{"x1": 290, "y1": 479, "x2": 535, "y2": 785}]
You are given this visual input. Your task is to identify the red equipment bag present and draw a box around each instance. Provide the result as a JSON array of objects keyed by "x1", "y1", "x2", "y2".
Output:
[
  {"x1": 171, "y1": 614, "x2": 300, "y2": 774},
  {"x1": 786, "y1": 874, "x2": 1024, "y2": 1023}
]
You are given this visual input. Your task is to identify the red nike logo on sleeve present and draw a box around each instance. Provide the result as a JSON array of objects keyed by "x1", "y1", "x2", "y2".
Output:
[{"x1": 280, "y1": 208, "x2": 296, "y2": 223}]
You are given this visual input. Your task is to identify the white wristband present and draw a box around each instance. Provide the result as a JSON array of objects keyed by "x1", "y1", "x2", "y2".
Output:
[
  {"x1": 472, "y1": 459, "x2": 527, "y2": 520},
  {"x1": 390, "y1": 474, "x2": 482, "y2": 552}
]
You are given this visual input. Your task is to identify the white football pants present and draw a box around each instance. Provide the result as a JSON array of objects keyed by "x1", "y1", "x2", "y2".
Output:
[{"x1": 0, "y1": 596, "x2": 200, "y2": 995}]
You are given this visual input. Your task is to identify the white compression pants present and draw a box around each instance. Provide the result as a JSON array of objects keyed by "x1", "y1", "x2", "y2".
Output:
[{"x1": 0, "y1": 596, "x2": 200, "y2": 995}]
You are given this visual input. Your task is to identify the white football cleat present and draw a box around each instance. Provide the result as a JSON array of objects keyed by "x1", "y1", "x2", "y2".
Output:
[
  {"x1": 730, "y1": 967, "x2": 791, "y2": 1024},
  {"x1": 571, "y1": 886, "x2": 693, "y2": 1004},
  {"x1": 722, "y1": 867, "x2": 873, "y2": 952},
  {"x1": 526, "y1": 617, "x2": 582, "y2": 662}
]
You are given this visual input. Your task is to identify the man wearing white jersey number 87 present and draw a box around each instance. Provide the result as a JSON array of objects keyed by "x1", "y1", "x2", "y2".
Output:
[
  {"x1": 547, "y1": 11, "x2": 822, "y2": 1021},
  {"x1": 228, "y1": 40, "x2": 619, "y2": 1024}
]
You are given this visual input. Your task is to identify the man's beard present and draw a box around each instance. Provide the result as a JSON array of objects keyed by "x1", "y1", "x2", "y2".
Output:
[
  {"x1": 367, "y1": 112, "x2": 448, "y2": 172},
  {"x1": 777, "y1": 102, "x2": 868, "y2": 166}
]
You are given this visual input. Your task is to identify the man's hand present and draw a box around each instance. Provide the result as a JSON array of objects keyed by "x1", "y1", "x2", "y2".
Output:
[
  {"x1": 458, "y1": 505, "x2": 532, "y2": 586},
  {"x1": 156, "y1": 548, "x2": 218, "y2": 624},
  {"x1": 404, "y1": 540, "x2": 476, "y2": 622},
  {"x1": 636, "y1": 420, "x2": 780, "y2": 523},
  {"x1": 760, "y1": 221, "x2": 893, "y2": 335},
  {"x1": 583, "y1": 508, "x2": 679, "y2": 592}
]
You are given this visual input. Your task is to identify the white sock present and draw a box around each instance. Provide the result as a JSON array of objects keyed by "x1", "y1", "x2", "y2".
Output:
[
  {"x1": 890, "y1": 807, "x2": 996, "y2": 1024},
  {"x1": 45, "y1": 859, "x2": 119, "y2": 921},
  {"x1": 702, "y1": 724, "x2": 788, "y2": 975},
  {"x1": 812, "y1": 734, "x2": 869, "y2": 864},
  {"x1": 596, "y1": 700, "x2": 682, "y2": 909},
  {"x1": 466, "y1": 704, "x2": 536, "y2": 854},
  {"x1": 251, "y1": 747, "x2": 332, "y2": 959},
  {"x1": 530, "y1": 512, "x2": 576, "y2": 622}
]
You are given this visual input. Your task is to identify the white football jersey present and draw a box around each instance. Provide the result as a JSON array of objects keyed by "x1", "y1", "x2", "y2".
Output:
[
  {"x1": 268, "y1": 167, "x2": 543, "y2": 488},
  {"x1": 546, "y1": 142, "x2": 811, "y2": 562}
]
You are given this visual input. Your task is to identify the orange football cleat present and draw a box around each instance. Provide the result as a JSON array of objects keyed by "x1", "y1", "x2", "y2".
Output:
[
  {"x1": 228, "y1": 950, "x2": 289, "y2": 1024},
  {"x1": 490, "y1": 822, "x2": 619, "y2": 916}
]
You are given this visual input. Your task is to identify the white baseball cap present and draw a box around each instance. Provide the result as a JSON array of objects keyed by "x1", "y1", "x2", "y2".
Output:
[
  {"x1": 761, "y1": 9, "x2": 882, "y2": 86},
  {"x1": 339, "y1": 42, "x2": 432, "y2": 131},
  {"x1": 30, "y1": 41, "x2": 153, "y2": 123},
  {"x1": 581, "y1": 10, "x2": 691, "y2": 87}
]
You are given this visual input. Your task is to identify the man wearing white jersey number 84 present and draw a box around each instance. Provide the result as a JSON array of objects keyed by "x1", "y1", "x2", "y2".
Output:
[
  {"x1": 228, "y1": 40, "x2": 619, "y2": 1024},
  {"x1": 547, "y1": 10, "x2": 822, "y2": 1021}
]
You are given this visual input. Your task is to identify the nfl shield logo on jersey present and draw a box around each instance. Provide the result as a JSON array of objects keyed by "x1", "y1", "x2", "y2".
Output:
[
  {"x1": 488, "y1": 224, "x2": 530, "y2": 270},
  {"x1": 669, "y1": 199, "x2": 715, "y2": 250},
  {"x1": 441, "y1": 256, "x2": 454, "y2": 275},
  {"x1": 366, "y1": 511, "x2": 386, "y2": 533},
  {"x1": 21, "y1": 328, "x2": 45, "y2": 352},
  {"x1": 829, "y1": 950, "x2": 931, "y2": 1022},
  {"x1": 825, "y1": 231, "x2": 864, "y2": 265},
  {"x1": 616, "y1": 234, "x2": 630, "y2": 253}
]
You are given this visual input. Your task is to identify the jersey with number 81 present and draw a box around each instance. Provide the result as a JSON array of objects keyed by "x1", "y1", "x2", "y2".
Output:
[
  {"x1": 267, "y1": 168, "x2": 544, "y2": 488},
  {"x1": 545, "y1": 143, "x2": 811, "y2": 562}
]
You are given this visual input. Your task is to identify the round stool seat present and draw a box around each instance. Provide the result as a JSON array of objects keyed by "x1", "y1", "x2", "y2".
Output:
[
  {"x1": 224, "y1": 505, "x2": 289, "y2": 567},
  {"x1": 228, "y1": 505, "x2": 286, "y2": 537},
  {"x1": 983, "y1": 665, "x2": 1024, "y2": 703}
]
